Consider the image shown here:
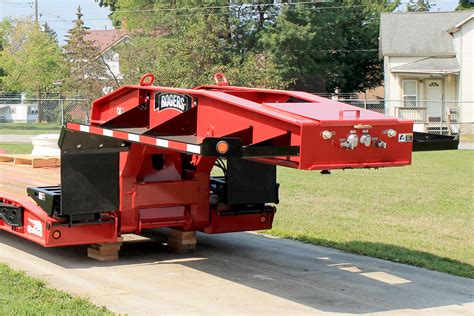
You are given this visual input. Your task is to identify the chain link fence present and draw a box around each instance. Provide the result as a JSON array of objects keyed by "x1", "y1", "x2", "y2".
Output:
[
  {"x1": 0, "y1": 96, "x2": 470, "y2": 136},
  {"x1": 337, "y1": 99, "x2": 386, "y2": 114},
  {"x1": 327, "y1": 97, "x2": 468, "y2": 135},
  {"x1": 0, "y1": 98, "x2": 88, "y2": 124}
]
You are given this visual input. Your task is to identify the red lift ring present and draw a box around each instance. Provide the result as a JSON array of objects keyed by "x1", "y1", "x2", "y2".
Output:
[
  {"x1": 139, "y1": 73, "x2": 155, "y2": 86},
  {"x1": 213, "y1": 73, "x2": 228, "y2": 86}
]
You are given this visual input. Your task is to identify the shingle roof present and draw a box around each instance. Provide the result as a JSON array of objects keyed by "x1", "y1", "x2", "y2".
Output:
[
  {"x1": 379, "y1": 12, "x2": 473, "y2": 57},
  {"x1": 84, "y1": 29, "x2": 128, "y2": 53},
  {"x1": 390, "y1": 57, "x2": 460, "y2": 74},
  {"x1": 449, "y1": 13, "x2": 474, "y2": 33}
]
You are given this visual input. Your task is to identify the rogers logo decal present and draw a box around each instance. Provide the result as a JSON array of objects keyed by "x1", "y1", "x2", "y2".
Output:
[
  {"x1": 154, "y1": 92, "x2": 192, "y2": 113},
  {"x1": 27, "y1": 218, "x2": 43, "y2": 237}
]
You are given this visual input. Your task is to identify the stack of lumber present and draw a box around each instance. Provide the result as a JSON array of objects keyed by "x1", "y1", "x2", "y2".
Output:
[
  {"x1": 167, "y1": 230, "x2": 197, "y2": 253},
  {"x1": 0, "y1": 154, "x2": 59, "y2": 168},
  {"x1": 87, "y1": 237, "x2": 124, "y2": 262}
]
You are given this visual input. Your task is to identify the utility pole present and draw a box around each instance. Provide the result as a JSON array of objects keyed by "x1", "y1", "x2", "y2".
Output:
[
  {"x1": 34, "y1": 0, "x2": 43, "y2": 122},
  {"x1": 35, "y1": 0, "x2": 39, "y2": 25}
]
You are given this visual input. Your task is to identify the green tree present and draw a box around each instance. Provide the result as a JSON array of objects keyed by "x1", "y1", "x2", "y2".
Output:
[
  {"x1": 99, "y1": 0, "x2": 278, "y2": 56},
  {"x1": 456, "y1": 0, "x2": 474, "y2": 10},
  {"x1": 0, "y1": 19, "x2": 12, "y2": 93},
  {"x1": 0, "y1": 18, "x2": 64, "y2": 120},
  {"x1": 406, "y1": 0, "x2": 431, "y2": 12},
  {"x1": 107, "y1": 1, "x2": 285, "y2": 88},
  {"x1": 115, "y1": 35, "x2": 159, "y2": 85},
  {"x1": 261, "y1": 0, "x2": 399, "y2": 93},
  {"x1": 98, "y1": 0, "x2": 397, "y2": 93},
  {"x1": 62, "y1": 6, "x2": 118, "y2": 110},
  {"x1": 42, "y1": 22, "x2": 58, "y2": 44},
  {"x1": 118, "y1": 13, "x2": 285, "y2": 88}
]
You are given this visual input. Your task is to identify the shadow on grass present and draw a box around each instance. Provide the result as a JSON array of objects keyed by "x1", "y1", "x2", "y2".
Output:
[{"x1": 266, "y1": 232, "x2": 474, "y2": 279}]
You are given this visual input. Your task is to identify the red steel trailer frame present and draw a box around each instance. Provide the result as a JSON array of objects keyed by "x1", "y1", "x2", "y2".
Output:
[{"x1": 0, "y1": 74, "x2": 416, "y2": 248}]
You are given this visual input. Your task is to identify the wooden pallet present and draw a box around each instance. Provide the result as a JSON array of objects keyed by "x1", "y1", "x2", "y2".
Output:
[{"x1": 0, "y1": 154, "x2": 60, "y2": 168}]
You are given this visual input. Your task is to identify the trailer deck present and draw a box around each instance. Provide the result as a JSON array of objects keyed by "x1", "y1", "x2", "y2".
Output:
[{"x1": 0, "y1": 164, "x2": 59, "y2": 200}]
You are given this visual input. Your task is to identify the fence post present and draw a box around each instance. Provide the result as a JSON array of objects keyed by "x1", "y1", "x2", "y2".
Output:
[
  {"x1": 441, "y1": 98, "x2": 444, "y2": 135},
  {"x1": 60, "y1": 99, "x2": 64, "y2": 126}
]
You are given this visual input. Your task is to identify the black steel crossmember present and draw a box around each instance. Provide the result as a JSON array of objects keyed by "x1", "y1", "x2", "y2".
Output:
[
  {"x1": 27, "y1": 186, "x2": 61, "y2": 216},
  {"x1": 413, "y1": 132, "x2": 459, "y2": 151},
  {"x1": 0, "y1": 203, "x2": 23, "y2": 227}
]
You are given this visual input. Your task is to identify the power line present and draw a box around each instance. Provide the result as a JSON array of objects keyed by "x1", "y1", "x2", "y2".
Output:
[
  {"x1": 40, "y1": 12, "x2": 74, "y2": 25},
  {"x1": 13, "y1": 5, "x2": 372, "y2": 23},
  {"x1": 103, "y1": 3, "x2": 365, "y2": 14},
  {"x1": 0, "y1": 0, "x2": 33, "y2": 7},
  {"x1": 0, "y1": 0, "x2": 33, "y2": 4},
  {"x1": 61, "y1": 2, "x2": 365, "y2": 15}
]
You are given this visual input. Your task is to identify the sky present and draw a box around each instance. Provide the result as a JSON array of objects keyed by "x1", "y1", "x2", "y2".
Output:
[
  {"x1": 0, "y1": 0, "x2": 460, "y2": 45},
  {"x1": 0, "y1": 0, "x2": 113, "y2": 44}
]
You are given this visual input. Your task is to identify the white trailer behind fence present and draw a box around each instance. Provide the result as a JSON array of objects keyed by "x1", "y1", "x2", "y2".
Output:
[{"x1": 0, "y1": 97, "x2": 87, "y2": 124}]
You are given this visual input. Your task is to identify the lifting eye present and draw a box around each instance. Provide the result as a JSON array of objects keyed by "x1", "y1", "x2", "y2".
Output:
[
  {"x1": 216, "y1": 141, "x2": 229, "y2": 154},
  {"x1": 213, "y1": 73, "x2": 229, "y2": 86}
]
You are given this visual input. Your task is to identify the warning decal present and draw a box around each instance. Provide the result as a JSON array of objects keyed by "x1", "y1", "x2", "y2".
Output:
[{"x1": 398, "y1": 133, "x2": 413, "y2": 143}]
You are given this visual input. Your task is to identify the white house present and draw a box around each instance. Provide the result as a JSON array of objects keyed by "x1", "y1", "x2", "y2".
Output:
[
  {"x1": 380, "y1": 12, "x2": 473, "y2": 134},
  {"x1": 84, "y1": 29, "x2": 130, "y2": 82}
]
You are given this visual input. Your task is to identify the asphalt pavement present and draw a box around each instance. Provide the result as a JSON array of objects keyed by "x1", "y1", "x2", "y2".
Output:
[{"x1": 0, "y1": 230, "x2": 472, "y2": 315}]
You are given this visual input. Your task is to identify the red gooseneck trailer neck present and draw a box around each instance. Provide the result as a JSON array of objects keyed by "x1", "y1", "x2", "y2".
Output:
[{"x1": 0, "y1": 73, "x2": 456, "y2": 252}]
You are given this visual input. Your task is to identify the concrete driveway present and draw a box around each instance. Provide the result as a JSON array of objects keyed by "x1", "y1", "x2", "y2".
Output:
[
  {"x1": 0, "y1": 229, "x2": 472, "y2": 315},
  {"x1": 459, "y1": 142, "x2": 474, "y2": 150},
  {"x1": 0, "y1": 134, "x2": 34, "y2": 143}
]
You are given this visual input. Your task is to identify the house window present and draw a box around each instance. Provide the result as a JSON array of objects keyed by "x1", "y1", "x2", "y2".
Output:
[
  {"x1": 402, "y1": 80, "x2": 417, "y2": 107},
  {"x1": 29, "y1": 106, "x2": 38, "y2": 115}
]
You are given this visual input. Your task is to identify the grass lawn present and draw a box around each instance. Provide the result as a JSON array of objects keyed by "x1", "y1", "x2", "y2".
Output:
[
  {"x1": 269, "y1": 150, "x2": 474, "y2": 278},
  {"x1": 0, "y1": 264, "x2": 111, "y2": 315},
  {"x1": 0, "y1": 123, "x2": 61, "y2": 135},
  {"x1": 0, "y1": 143, "x2": 33, "y2": 154},
  {"x1": 460, "y1": 134, "x2": 474, "y2": 142}
]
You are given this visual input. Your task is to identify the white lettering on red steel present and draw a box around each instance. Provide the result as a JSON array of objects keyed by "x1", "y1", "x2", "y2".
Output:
[
  {"x1": 27, "y1": 218, "x2": 43, "y2": 237},
  {"x1": 154, "y1": 92, "x2": 192, "y2": 113}
]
